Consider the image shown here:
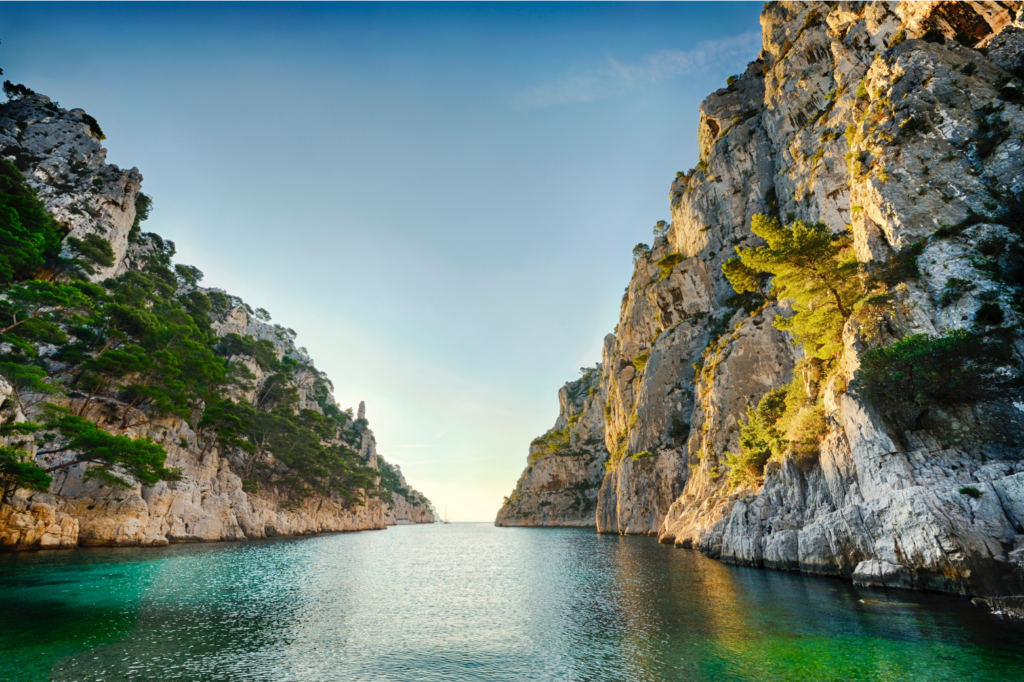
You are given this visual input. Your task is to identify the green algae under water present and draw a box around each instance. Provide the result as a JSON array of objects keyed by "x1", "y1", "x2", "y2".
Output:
[{"x1": 1, "y1": 524, "x2": 1022, "y2": 682}]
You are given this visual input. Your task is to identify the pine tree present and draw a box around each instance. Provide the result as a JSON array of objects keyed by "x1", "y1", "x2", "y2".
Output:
[{"x1": 726, "y1": 215, "x2": 861, "y2": 360}]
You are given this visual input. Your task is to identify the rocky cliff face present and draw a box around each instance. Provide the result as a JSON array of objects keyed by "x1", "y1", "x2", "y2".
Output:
[
  {"x1": 495, "y1": 369, "x2": 607, "y2": 527},
  {"x1": 499, "y1": 1, "x2": 1024, "y2": 599},
  {"x1": 0, "y1": 93, "x2": 141, "y2": 280},
  {"x1": 0, "y1": 91, "x2": 434, "y2": 550},
  {"x1": 384, "y1": 471, "x2": 438, "y2": 526}
]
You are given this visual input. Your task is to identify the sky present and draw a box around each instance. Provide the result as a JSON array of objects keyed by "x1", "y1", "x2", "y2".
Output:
[{"x1": 0, "y1": 1, "x2": 764, "y2": 521}]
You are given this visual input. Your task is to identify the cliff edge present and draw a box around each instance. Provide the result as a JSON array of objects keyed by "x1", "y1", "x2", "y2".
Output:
[
  {"x1": 0, "y1": 89, "x2": 434, "y2": 550},
  {"x1": 499, "y1": 1, "x2": 1024, "y2": 599}
]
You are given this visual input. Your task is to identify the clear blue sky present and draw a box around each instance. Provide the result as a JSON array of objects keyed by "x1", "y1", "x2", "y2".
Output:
[{"x1": 1, "y1": 1, "x2": 763, "y2": 521}]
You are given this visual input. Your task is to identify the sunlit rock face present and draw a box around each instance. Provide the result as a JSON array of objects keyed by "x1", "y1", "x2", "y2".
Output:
[
  {"x1": 0, "y1": 93, "x2": 435, "y2": 551},
  {"x1": 499, "y1": 1, "x2": 1024, "y2": 597},
  {"x1": 496, "y1": 370, "x2": 608, "y2": 527}
]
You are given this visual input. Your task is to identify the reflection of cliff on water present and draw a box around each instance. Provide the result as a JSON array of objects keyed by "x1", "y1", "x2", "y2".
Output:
[
  {"x1": 601, "y1": 539, "x2": 1020, "y2": 681},
  {"x1": 557, "y1": 532, "x2": 1024, "y2": 682},
  {"x1": 4, "y1": 525, "x2": 1023, "y2": 682},
  {"x1": 691, "y1": 564, "x2": 1019, "y2": 681}
]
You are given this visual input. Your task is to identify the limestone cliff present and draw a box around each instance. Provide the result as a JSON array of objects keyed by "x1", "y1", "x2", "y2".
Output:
[
  {"x1": 383, "y1": 462, "x2": 438, "y2": 525},
  {"x1": 495, "y1": 369, "x2": 607, "y2": 526},
  {"x1": 0, "y1": 89, "x2": 434, "y2": 550},
  {"x1": 0, "y1": 93, "x2": 140, "y2": 281},
  {"x1": 499, "y1": 1, "x2": 1024, "y2": 599}
]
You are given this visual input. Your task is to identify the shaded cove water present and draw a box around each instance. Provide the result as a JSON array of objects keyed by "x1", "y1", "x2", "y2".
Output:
[{"x1": 2, "y1": 525, "x2": 1023, "y2": 682}]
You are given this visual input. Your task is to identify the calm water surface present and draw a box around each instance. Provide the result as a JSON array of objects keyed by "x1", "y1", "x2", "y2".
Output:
[{"x1": 1, "y1": 523, "x2": 1022, "y2": 682}]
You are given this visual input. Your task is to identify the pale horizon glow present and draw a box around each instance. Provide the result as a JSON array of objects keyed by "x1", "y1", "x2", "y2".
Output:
[{"x1": 0, "y1": 1, "x2": 764, "y2": 521}]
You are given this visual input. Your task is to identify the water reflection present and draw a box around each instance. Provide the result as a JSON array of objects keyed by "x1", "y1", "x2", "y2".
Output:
[{"x1": 1, "y1": 524, "x2": 1021, "y2": 682}]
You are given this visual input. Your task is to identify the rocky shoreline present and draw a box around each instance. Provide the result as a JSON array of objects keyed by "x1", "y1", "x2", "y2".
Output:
[{"x1": 0, "y1": 89, "x2": 434, "y2": 551}]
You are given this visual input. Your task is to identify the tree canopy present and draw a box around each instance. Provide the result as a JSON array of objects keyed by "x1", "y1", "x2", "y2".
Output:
[
  {"x1": 0, "y1": 153, "x2": 391, "y2": 511},
  {"x1": 725, "y1": 215, "x2": 861, "y2": 360},
  {"x1": 0, "y1": 159, "x2": 64, "y2": 283}
]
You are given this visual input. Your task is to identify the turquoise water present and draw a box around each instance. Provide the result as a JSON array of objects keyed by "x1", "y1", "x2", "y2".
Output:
[{"x1": 1, "y1": 524, "x2": 1022, "y2": 682}]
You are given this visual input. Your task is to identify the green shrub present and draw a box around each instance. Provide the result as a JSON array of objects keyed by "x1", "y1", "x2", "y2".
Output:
[
  {"x1": 128, "y1": 192, "x2": 153, "y2": 243},
  {"x1": 81, "y1": 113, "x2": 106, "y2": 140},
  {"x1": 669, "y1": 416, "x2": 690, "y2": 442},
  {"x1": 958, "y1": 485, "x2": 983, "y2": 498},
  {"x1": 786, "y1": 401, "x2": 827, "y2": 468},
  {"x1": 975, "y1": 302, "x2": 1005, "y2": 326},
  {"x1": 375, "y1": 457, "x2": 412, "y2": 502},
  {"x1": 531, "y1": 427, "x2": 571, "y2": 456},
  {"x1": 858, "y1": 329, "x2": 1019, "y2": 413},
  {"x1": 0, "y1": 445, "x2": 52, "y2": 505},
  {"x1": 632, "y1": 243, "x2": 651, "y2": 265},
  {"x1": 2, "y1": 81, "x2": 34, "y2": 101},
  {"x1": 940, "y1": 278, "x2": 975, "y2": 306},
  {"x1": 727, "y1": 387, "x2": 788, "y2": 487},
  {"x1": 725, "y1": 374, "x2": 829, "y2": 488},
  {"x1": 727, "y1": 386, "x2": 784, "y2": 487},
  {"x1": 216, "y1": 333, "x2": 279, "y2": 371},
  {"x1": 0, "y1": 159, "x2": 64, "y2": 283},
  {"x1": 632, "y1": 353, "x2": 650, "y2": 372},
  {"x1": 999, "y1": 84, "x2": 1024, "y2": 104},
  {"x1": 656, "y1": 252, "x2": 685, "y2": 280}
]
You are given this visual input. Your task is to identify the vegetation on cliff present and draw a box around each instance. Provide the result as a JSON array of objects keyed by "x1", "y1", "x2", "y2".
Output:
[
  {"x1": 724, "y1": 207, "x2": 1023, "y2": 486},
  {"x1": 722, "y1": 215, "x2": 858, "y2": 485},
  {"x1": 859, "y1": 329, "x2": 1021, "y2": 421},
  {"x1": 0, "y1": 102, "x2": 387, "y2": 511}
]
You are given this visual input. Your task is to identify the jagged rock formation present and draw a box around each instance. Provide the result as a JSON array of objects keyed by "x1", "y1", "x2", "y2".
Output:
[
  {"x1": 0, "y1": 92, "x2": 140, "y2": 280},
  {"x1": 495, "y1": 369, "x2": 607, "y2": 526},
  {"x1": 383, "y1": 462, "x2": 438, "y2": 525},
  {"x1": 499, "y1": 1, "x2": 1024, "y2": 599},
  {"x1": 0, "y1": 90, "x2": 434, "y2": 550}
]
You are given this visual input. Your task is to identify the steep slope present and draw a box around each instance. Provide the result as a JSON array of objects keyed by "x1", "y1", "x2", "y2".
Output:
[
  {"x1": 495, "y1": 369, "x2": 607, "y2": 527},
  {"x1": 0, "y1": 89, "x2": 434, "y2": 550},
  {"x1": 499, "y1": 1, "x2": 1024, "y2": 599}
]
